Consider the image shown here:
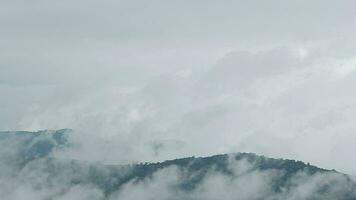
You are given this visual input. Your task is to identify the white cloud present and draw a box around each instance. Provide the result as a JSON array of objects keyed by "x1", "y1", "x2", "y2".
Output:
[{"x1": 1, "y1": 0, "x2": 356, "y2": 177}]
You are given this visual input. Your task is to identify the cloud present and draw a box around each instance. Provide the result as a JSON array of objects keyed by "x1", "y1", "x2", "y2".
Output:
[{"x1": 1, "y1": 0, "x2": 356, "y2": 177}]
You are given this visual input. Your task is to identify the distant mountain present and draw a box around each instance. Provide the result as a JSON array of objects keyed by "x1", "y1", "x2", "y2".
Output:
[
  {"x1": 1, "y1": 130, "x2": 355, "y2": 200},
  {"x1": 0, "y1": 129, "x2": 70, "y2": 165}
]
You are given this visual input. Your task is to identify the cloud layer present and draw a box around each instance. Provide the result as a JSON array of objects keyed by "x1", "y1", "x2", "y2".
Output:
[{"x1": 1, "y1": 0, "x2": 356, "y2": 176}]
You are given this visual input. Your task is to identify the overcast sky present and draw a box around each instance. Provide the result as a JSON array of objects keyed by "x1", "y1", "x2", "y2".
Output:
[{"x1": 1, "y1": 0, "x2": 356, "y2": 175}]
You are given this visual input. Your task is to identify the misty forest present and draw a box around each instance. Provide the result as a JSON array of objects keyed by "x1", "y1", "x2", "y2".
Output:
[{"x1": 1, "y1": 0, "x2": 356, "y2": 199}]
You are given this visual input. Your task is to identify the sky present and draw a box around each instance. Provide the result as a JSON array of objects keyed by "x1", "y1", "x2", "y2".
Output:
[{"x1": 1, "y1": 0, "x2": 356, "y2": 175}]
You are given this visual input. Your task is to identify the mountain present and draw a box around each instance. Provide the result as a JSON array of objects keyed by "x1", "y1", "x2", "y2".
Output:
[
  {"x1": 1, "y1": 130, "x2": 355, "y2": 200},
  {"x1": 0, "y1": 129, "x2": 70, "y2": 165}
]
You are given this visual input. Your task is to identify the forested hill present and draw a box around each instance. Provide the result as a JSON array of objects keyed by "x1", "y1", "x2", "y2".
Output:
[{"x1": 1, "y1": 130, "x2": 356, "y2": 200}]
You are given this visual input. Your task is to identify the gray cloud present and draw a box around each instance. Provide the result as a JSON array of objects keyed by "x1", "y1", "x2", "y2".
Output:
[{"x1": 1, "y1": 0, "x2": 356, "y2": 178}]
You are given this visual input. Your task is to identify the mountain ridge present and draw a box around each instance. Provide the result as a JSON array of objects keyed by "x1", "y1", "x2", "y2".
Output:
[{"x1": 1, "y1": 130, "x2": 356, "y2": 199}]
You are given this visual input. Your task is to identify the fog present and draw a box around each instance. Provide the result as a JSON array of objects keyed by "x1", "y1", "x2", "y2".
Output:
[{"x1": 1, "y1": 0, "x2": 356, "y2": 178}]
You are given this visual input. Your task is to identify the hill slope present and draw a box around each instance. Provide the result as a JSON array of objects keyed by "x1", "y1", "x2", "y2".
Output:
[{"x1": 0, "y1": 130, "x2": 355, "y2": 200}]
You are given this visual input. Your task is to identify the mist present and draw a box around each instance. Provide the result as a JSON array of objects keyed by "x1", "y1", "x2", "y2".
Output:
[{"x1": 1, "y1": 1, "x2": 356, "y2": 199}]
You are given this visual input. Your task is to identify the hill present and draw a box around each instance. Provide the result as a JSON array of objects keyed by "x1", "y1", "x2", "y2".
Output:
[{"x1": 0, "y1": 130, "x2": 355, "y2": 200}]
